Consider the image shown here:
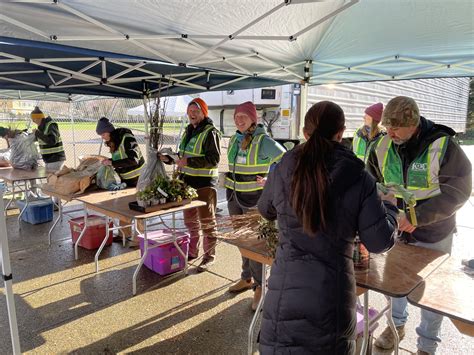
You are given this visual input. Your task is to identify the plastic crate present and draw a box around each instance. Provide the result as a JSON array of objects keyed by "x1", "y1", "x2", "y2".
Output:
[
  {"x1": 356, "y1": 306, "x2": 379, "y2": 336},
  {"x1": 138, "y1": 230, "x2": 190, "y2": 276},
  {"x1": 16, "y1": 198, "x2": 53, "y2": 224},
  {"x1": 354, "y1": 306, "x2": 379, "y2": 354},
  {"x1": 69, "y1": 215, "x2": 113, "y2": 250}
]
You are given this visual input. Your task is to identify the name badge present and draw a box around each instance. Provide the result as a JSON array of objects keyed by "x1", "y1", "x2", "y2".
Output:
[{"x1": 236, "y1": 155, "x2": 247, "y2": 164}]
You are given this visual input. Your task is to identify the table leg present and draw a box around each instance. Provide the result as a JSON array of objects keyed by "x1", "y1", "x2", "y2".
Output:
[
  {"x1": 248, "y1": 264, "x2": 267, "y2": 355},
  {"x1": 132, "y1": 218, "x2": 147, "y2": 296},
  {"x1": 17, "y1": 182, "x2": 28, "y2": 223},
  {"x1": 385, "y1": 295, "x2": 399, "y2": 355},
  {"x1": 95, "y1": 215, "x2": 111, "y2": 273},
  {"x1": 119, "y1": 220, "x2": 126, "y2": 247},
  {"x1": 360, "y1": 291, "x2": 370, "y2": 355},
  {"x1": 170, "y1": 212, "x2": 189, "y2": 275},
  {"x1": 4, "y1": 182, "x2": 15, "y2": 214},
  {"x1": 48, "y1": 199, "x2": 64, "y2": 245},
  {"x1": 74, "y1": 210, "x2": 89, "y2": 260}
]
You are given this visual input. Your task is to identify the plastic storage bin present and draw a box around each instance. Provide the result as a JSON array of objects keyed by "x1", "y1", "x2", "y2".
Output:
[
  {"x1": 355, "y1": 306, "x2": 379, "y2": 355},
  {"x1": 137, "y1": 230, "x2": 190, "y2": 276},
  {"x1": 16, "y1": 198, "x2": 53, "y2": 224},
  {"x1": 69, "y1": 215, "x2": 113, "y2": 250}
]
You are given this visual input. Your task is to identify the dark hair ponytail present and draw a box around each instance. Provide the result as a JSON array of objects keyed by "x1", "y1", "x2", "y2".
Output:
[{"x1": 290, "y1": 101, "x2": 345, "y2": 235}]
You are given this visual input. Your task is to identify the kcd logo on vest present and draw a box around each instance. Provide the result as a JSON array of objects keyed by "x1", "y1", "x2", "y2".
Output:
[{"x1": 411, "y1": 162, "x2": 427, "y2": 171}]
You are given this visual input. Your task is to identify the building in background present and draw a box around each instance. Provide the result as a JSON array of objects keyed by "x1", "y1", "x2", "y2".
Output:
[{"x1": 201, "y1": 77, "x2": 470, "y2": 139}]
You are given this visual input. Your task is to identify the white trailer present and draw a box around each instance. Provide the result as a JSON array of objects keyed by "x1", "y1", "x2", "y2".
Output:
[{"x1": 201, "y1": 77, "x2": 470, "y2": 139}]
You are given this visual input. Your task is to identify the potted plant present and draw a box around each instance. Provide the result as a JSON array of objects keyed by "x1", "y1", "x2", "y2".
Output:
[{"x1": 136, "y1": 188, "x2": 153, "y2": 207}]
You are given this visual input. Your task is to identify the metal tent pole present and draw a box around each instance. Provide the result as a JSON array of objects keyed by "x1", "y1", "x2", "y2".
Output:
[
  {"x1": 142, "y1": 96, "x2": 150, "y2": 160},
  {"x1": 68, "y1": 98, "x2": 77, "y2": 168},
  {"x1": 0, "y1": 187, "x2": 21, "y2": 355},
  {"x1": 299, "y1": 83, "x2": 308, "y2": 137}
]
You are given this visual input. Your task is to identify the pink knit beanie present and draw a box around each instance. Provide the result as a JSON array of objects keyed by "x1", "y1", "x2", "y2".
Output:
[
  {"x1": 234, "y1": 101, "x2": 257, "y2": 124},
  {"x1": 365, "y1": 102, "x2": 383, "y2": 123}
]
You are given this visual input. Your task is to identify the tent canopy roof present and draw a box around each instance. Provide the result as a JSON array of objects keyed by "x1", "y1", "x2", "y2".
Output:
[
  {"x1": 0, "y1": 36, "x2": 286, "y2": 98},
  {"x1": 0, "y1": 0, "x2": 472, "y2": 98}
]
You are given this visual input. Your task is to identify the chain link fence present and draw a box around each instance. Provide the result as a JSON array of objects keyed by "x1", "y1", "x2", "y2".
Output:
[{"x1": 0, "y1": 97, "x2": 230, "y2": 173}]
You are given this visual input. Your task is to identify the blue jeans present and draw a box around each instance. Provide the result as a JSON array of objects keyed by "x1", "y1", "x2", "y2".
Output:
[{"x1": 391, "y1": 233, "x2": 453, "y2": 354}]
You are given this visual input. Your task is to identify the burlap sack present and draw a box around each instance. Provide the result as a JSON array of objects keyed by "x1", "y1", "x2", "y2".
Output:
[{"x1": 45, "y1": 156, "x2": 106, "y2": 195}]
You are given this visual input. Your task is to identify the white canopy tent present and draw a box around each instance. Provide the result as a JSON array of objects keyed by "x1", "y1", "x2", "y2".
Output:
[
  {"x1": 0, "y1": 1, "x2": 473, "y2": 353},
  {"x1": 0, "y1": 0, "x2": 472, "y2": 87},
  {"x1": 127, "y1": 95, "x2": 193, "y2": 117}
]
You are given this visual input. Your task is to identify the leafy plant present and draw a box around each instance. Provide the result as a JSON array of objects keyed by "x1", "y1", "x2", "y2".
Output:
[
  {"x1": 137, "y1": 187, "x2": 154, "y2": 201},
  {"x1": 257, "y1": 218, "x2": 279, "y2": 258},
  {"x1": 139, "y1": 174, "x2": 198, "y2": 202}
]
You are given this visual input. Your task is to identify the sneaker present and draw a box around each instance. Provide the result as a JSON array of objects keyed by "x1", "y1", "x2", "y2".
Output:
[
  {"x1": 374, "y1": 325, "x2": 405, "y2": 350},
  {"x1": 196, "y1": 258, "x2": 215, "y2": 273},
  {"x1": 251, "y1": 286, "x2": 262, "y2": 311},
  {"x1": 229, "y1": 279, "x2": 253, "y2": 293}
]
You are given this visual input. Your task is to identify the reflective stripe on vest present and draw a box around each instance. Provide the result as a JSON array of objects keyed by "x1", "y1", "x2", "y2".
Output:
[
  {"x1": 112, "y1": 133, "x2": 144, "y2": 180},
  {"x1": 352, "y1": 131, "x2": 367, "y2": 161},
  {"x1": 179, "y1": 125, "x2": 219, "y2": 177},
  {"x1": 375, "y1": 135, "x2": 448, "y2": 200},
  {"x1": 113, "y1": 133, "x2": 143, "y2": 161},
  {"x1": 224, "y1": 176, "x2": 262, "y2": 192},
  {"x1": 226, "y1": 133, "x2": 284, "y2": 192},
  {"x1": 38, "y1": 121, "x2": 64, "y2": 155},
  {"x1": 227, "y1": 134, "x2": 277, "y2": 175},
  {"x1": 119, "y1": 164, "x2": 144, "y2": 180}
]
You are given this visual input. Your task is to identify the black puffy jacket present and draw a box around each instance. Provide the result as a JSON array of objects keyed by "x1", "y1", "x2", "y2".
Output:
[{"x1": 257, "y1": 143, "x2": 397, "y2": 354}]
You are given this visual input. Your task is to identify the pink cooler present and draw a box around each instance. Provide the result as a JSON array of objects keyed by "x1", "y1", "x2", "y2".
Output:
[{"x1": 137, "y1": 230, "x2": 190, "y2": 276}]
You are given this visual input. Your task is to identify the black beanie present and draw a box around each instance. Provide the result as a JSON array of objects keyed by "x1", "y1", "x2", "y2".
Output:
[{"x1": 96, "y1": 117, "x2": 115, "y2": 135}]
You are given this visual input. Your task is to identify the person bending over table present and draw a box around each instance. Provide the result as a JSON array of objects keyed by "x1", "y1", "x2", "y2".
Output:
[
  {"x1": 95, "y1": 116, "x2": 145, "y2": 188},
  {"x1": 257, "y1": 101, "x2": 398, "y2": 354},
  {"x1": 366, "y1": 96, "x2": 472, "y2": 355}
]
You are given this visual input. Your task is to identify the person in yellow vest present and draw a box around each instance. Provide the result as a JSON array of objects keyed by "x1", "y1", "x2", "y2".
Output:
[
  {"x1": 95, "y1": 117, "x2": 144, "y2": 188},
  {"x1": 159, "y1": 98, "x2": 221, "y2": 272},
  {"x1": 225, "y1": 101, "x2": 285, "y2": 310},
  {"x1": 366, "y1": 96, "x2": 472, "y2": 355},
  {"x1": 352, "y1": 102, "x2": 384, "y2": 161},
  {"x1": 31, "y1": 106, "x2": 66, "y2": 172}
]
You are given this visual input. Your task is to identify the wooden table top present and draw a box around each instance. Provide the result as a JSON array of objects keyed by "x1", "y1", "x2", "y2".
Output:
[
  {"x1": 225, "y1": 234, "x2": 273, "y2": 266},
  {"x1": 41, "y1": 184, "x2": 100, "y2": 202},
  {"x1": 75, "y1": 189, "x2": 206, "y2": 223},
  {"x1": 0, "y1": 166, "x2": 48, "y2": 182},
  {"x1": 223, "y1": 233, "x2": 449, "y2": 298},
  {"x1": 355, "y1": 242, "x2": 448, "y2": 297},
  {"x1": 408, "y1": 257, "x2": 474, "y2": 327}
]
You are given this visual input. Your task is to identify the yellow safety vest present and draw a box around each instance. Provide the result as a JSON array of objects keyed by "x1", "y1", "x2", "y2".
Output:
[
  {"x1": 111, "y1": 133, "x2": 144, "y2": 180},
  {"x1": 178, "y1": 124, "x2": 219, "y2": 178},
  {"x1": 225, "y1": 134, "x2": 283, "y2": 192},
  {"x1": 38, "y1": 121, "x2": 65, "y2": 155},
  {"x1": 375, "y1": 135, "x2": 448, "y2": 200}
]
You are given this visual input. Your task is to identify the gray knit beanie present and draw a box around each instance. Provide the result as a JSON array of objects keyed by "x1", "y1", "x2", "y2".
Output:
[{"x1": 96, "y1": 117, "x2": 115, "y2": 135}]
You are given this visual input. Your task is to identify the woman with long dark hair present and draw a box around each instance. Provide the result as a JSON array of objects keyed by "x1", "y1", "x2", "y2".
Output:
[{"x1": 257, "y1": 101, "x2": 398, "y2": 354}]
